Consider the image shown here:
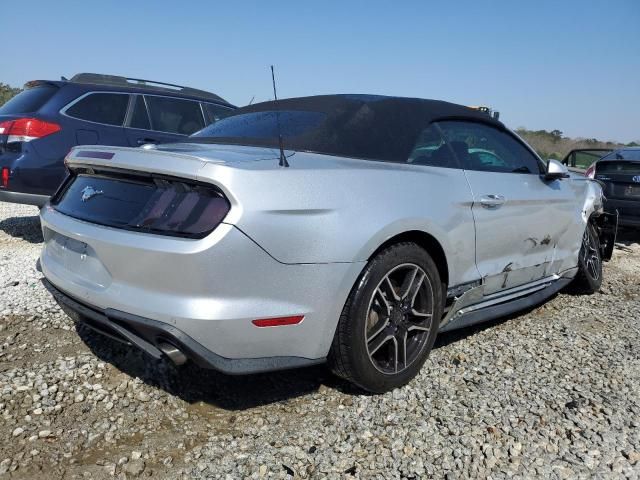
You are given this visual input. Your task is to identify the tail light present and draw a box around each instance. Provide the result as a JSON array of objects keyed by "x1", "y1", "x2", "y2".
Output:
[
  {"x1": 1, "y1": 167, "x2": 8, "y2": 188},
  {"x1": 0, "y1": 118, "x2": 61, "y2": 143},
  {"x1": 585, "y1": 162, "x2": 597, "y2": 179},
  {"x1": 54, "y1": 172, "x2": 230, "y2": 239},
  {"x1": 130, "y1": 182, "x2": 230, "y2": 236}
]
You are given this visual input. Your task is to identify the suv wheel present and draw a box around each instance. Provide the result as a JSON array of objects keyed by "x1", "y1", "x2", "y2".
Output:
[{"x1": 329, "y1": 242, "x2": 443, "y2": 393}]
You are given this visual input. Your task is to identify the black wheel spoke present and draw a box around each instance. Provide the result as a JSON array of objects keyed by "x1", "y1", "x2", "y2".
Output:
[
  {"x1": 374, "y1": 287, "x2": 391, "y2": 316},
  {"x1": 394, "y1": 330, "x2": 408, "y2": 372},
  {"x1": 382, "y1": 276, "x2": 400, "y2": 302},
  {"x1": 399, "y1": 267, "x2": 425, "y2": 301},
  {"x1": 368, "y1": 332, "x2": 394, "y2": 355}
]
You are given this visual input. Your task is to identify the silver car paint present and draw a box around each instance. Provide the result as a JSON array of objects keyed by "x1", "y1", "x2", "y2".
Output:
[{"x1": 40, "y1": 141, "x2": 602, "y2": 362}]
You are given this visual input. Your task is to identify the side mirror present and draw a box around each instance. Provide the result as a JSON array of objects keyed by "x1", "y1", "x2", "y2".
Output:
[{"x1": 544, "y1": 159, "x2": 570, "y2": 181}]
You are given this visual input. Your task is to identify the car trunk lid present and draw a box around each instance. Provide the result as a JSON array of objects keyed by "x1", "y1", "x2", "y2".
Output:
[{"x1": 596, "y1": 161, "x2": 640, "y2": 200}]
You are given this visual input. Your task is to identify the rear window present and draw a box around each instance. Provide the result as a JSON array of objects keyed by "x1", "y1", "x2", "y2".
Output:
[
  {"x1": 0, "y1": 85, "x2": 58, "y2": 114},
  {"x1": 203, "y1": 103, "x2": 234, "y2": 123},
  {"x1": 195, "y1": 110, "x2": 326, "y2": 140},
  {"x1": 601, "y1": 150, "x2": 640, "y2": 162},
  {"x1": 597, "y1": 161, "x2": 640, "y2": 173},
  {"x1": 145, "y1": 96, "x2": 205, "y2": 135},
  {"x1": 65, "y1": 93, "x2": 129, "y2": 126},
  {"x1": 190, "y1": 96, "x2": 460, "y2": 163}
]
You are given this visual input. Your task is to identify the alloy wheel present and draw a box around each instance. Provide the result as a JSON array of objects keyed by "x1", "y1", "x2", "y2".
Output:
[
  {"x1": 365, "y1": 263, "x2": 435, "y2": 374},
  {"x1": 582, "y1": 225, "x2": 601, "y2": 281}
]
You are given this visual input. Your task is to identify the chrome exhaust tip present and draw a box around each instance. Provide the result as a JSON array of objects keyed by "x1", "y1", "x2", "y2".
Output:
[{"x1": 157, "y1": 342, "x2": 188, "y2": 366}]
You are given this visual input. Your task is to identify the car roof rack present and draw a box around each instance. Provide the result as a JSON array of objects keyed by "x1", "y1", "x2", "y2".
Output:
[{"x1": 69, "y1": 73, "x2": 227, "y2": 103}]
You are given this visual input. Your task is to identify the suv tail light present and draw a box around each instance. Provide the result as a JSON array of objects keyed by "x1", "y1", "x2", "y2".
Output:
[
  {"x1": 585, "y1": 162, "x2": 597, "y2": 179},
  {"x1": 0, "y1": 118, "x2": 61, "y2": 143},
  {"x1": 1, "y1": 167, "x2": 8, "y2": 188}
]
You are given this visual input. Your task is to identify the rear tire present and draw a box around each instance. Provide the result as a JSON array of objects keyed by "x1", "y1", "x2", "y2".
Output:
[
  {"x1": 328, "y1": 242, "x2": 443, "y2": 393},
  {"x1": 574, "y1": 221, "x2": 603, "y2": 294}
]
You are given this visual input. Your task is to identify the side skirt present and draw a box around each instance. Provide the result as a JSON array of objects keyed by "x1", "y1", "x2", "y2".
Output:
[{"x1": 439, "y1": 277, "x2": 573, "y2": 333}]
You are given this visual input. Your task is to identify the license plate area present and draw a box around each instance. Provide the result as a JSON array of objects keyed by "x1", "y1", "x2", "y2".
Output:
[{"x1": 44, "y1": 231, "x2": 112, "y2": 289}]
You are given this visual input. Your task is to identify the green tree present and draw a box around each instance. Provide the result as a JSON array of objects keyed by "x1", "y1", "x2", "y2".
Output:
[{"x1": 0, "y1": 83, "x2": 21, "y2": 106}]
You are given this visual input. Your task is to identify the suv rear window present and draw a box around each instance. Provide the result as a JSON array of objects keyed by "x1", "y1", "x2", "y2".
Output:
[
  {"x1": 65, "y1": 93, "x2": 129, "y2": 126},
  {"x1": 203, "y1": 103, "x2": 234, "y2": 123},
  {"x1": 597, "y1": 161, "x2": 640, "y2": 173},
  {"x1": 145, "y1": 96, "x2": 204, "y2": 135},
  {"x1": 601, "y1": 150, "x2": 640, "y2": 162},
  {"x1": 0, "y1": 85, "x2": 58, "y2": 114}
]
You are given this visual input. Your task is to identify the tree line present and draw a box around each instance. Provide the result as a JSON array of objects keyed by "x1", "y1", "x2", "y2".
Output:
[
  {"x1": 0, "y1": 83, "x2": 21, "y2": 106},
  {"x1": 515, "y1": 128, "x2": 638, "y2": 161}
]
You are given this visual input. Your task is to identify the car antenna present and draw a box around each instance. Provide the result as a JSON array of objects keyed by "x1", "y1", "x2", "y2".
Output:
[
  {"x1": 248, "y1": 95, "x2": 255, "y2": 105},
  {"x1": 271, "y1": 65, "x2": 289, "y2": 167}
]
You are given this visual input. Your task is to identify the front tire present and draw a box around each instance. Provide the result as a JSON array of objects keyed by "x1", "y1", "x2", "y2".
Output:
[
  {"x1": 328, "y1": 243, "x2": 443, "y2": 393},
  {"x1": 574, "y1": 221, "x2": 603, "y2": 294}
]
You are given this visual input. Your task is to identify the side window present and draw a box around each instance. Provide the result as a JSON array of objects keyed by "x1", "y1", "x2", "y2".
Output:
[
  {"x1": 203, "y1": 103, "x2": 234, "y2": 125},
  {"x1": 129, "y1": 95, "x2": 151, "y2": 130},
  {"x1": 408, "y1": 124, "x2": 457, "y2": 168},
  {"x1": 65, "y1": 93, "x2": 129, "y2": 126},
  {"x1": 145, "y1": 96, "x2": 205, "y2": 135},
  {"x1": 436, "y1": 121, "x2": 542, "y2": 174}
]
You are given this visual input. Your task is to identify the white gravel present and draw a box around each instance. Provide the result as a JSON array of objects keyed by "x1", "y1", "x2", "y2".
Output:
[{"x1": 0, "y1": 201, "x2": 639, "y2": 479}]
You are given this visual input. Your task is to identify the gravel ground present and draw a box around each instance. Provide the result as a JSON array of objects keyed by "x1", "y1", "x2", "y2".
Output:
[{"x1": 0, "y1": 201, "x2": 639, "y2": 479}]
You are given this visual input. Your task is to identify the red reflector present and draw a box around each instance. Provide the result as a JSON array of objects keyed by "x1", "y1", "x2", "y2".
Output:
[
  {"x1": 1, "y1": 168, "x2": 8, "y2": 188},
  {"x1": 252, "y1": 315, "x2": 305, "y2": 327},
  {"x1": 0, "y1": 118, "x2": 61, "y2": 142}
]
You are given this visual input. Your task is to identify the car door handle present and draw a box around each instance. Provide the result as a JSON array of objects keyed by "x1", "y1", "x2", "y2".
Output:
[
  {"x1": 137, "y1": 138, "x2": 158, "y2": 146},
  {"x1": 479, "y1": 194, "x2": 506, "y2": 209}
]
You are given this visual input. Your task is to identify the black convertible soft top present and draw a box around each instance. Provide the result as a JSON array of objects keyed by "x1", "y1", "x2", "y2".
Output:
[{"x1": 191, "y1": 94, "x2": 504, "y2": 163}]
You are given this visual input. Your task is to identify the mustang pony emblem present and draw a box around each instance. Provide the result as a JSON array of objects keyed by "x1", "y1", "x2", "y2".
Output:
[{"x1": 81, "y1": 186, "x2": 104, "y2": 202}]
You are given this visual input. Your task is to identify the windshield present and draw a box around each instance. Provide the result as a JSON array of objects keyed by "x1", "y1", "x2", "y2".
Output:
[{"x1": 0, "y1": 85, "x2": 58, "y2": 114}]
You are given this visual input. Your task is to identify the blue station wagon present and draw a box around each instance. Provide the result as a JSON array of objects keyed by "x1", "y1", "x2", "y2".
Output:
[{"x1": 0, "y1": 73, "x2": 235, "y2": 206}]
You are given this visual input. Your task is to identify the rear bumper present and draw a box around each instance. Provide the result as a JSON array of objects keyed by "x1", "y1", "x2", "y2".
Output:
[
  {"x1": 44, "y1": 279, "x2": 324, "y2": 374},
  {"x1": 0, "y1": 189, "x2": 49, "y2": 206},
  {"x1": 39, "y1": 206, "x2": 364, "y2": 363}
]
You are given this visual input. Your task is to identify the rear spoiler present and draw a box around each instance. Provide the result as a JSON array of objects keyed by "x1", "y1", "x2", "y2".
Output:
[{"x1": 23, "y1": 80, "x2": 64, "y2": 89}]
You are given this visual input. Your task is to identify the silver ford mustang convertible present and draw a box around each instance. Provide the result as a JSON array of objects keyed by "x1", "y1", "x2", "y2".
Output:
[{"x1": 39, "y1": 95, "x2": 616, "y2": 392}]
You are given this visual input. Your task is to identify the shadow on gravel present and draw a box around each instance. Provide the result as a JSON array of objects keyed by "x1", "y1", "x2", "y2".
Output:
[
  {"x1": 615, "y1": 228, "x2": 640, "y2": 247},
  {"x1": 73, "y1": 306, "x2": 545, "y2": 410},
  {"x1": 75, "y1": 323, "x2": 358, "y2": 410},
  {"x1": 0, "y1": 214, "x2": 43, "y2": 243},
  {"x1": 433, "y1": 307, "x2": 533, "y2": 350}
]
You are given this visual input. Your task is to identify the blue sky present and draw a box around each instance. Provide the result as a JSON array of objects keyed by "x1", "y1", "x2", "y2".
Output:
[{"x1": 3, "y1": 0, "x2": 639, "y2": 142}]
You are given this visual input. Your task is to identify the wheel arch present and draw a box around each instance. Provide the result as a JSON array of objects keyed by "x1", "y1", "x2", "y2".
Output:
[{"x1": 368, "y1": 230, "x2": 450, "y2": 289}]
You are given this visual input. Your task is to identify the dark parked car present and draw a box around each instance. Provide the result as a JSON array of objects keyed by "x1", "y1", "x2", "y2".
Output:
[
  {"x1": 0, "y1": 73, "x2": 235, "y2": 206},
  {"x1": 585, "y1": 147, "x2": 640, "y2": 228}
]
